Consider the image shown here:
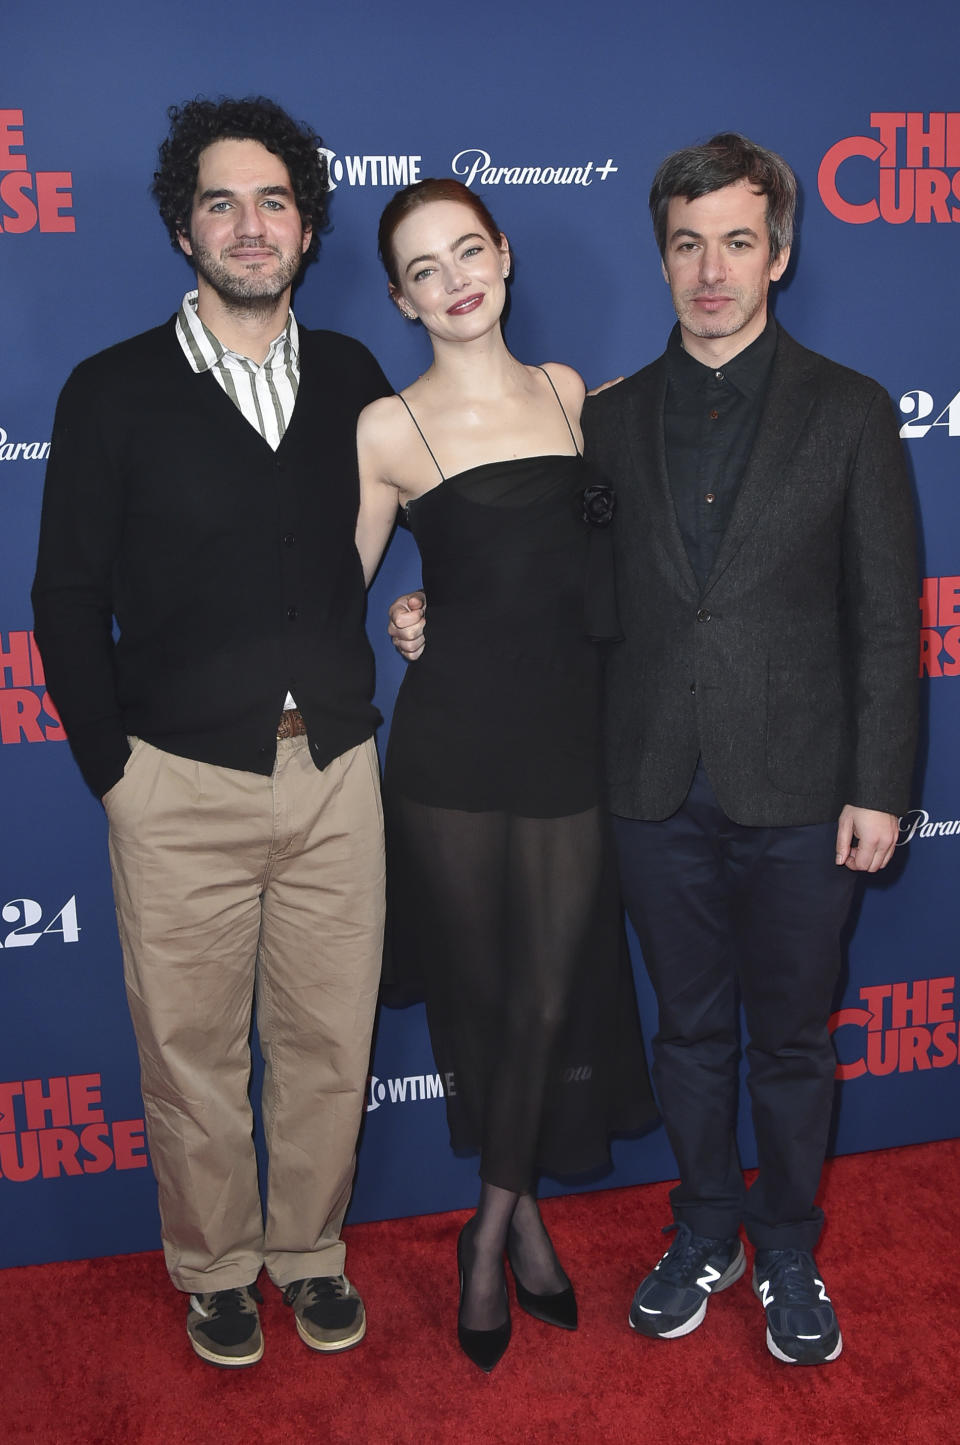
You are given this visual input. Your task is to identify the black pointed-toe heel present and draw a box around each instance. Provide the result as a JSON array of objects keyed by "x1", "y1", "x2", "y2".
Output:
[
  {"x1": 457, "y1": 1224, "x2": 511, "y2": 1373},
  {"x1": 506, "y1": 1236, "x2": 578, "y2": 1331},
  {"x1": 509, "y1": 1267, "x2": 578, "y2": 1331}
]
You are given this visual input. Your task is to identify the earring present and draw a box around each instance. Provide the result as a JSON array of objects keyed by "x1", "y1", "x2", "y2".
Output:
[{"x1": 400, "y1": 304, "x2": 416, "y2": 321}]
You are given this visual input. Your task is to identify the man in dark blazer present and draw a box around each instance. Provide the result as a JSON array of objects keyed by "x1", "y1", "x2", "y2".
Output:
[{"x1": 585, "y1": 133, "x2": 918, "y2": 1365}]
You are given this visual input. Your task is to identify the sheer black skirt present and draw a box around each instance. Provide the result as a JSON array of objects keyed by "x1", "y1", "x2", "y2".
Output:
[{"x1": 385, "y1": 794, "x2": 651, "y2": 1192}]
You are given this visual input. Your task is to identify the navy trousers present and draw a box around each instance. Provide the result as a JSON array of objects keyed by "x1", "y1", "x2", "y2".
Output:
[{"x1": 614, "y1": 762, "x2": 856, "y2": 1251}]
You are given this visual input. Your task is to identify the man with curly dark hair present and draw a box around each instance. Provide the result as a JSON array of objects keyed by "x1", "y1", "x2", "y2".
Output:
[
  {"x1": 32, "y1": 97, "x2": 392, "y2": 1368},
  {"x1": 152, "y1": 95, "x2": 328, "y2": 264}
]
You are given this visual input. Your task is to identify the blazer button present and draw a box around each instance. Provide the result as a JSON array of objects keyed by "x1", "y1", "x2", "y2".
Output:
[
  {"x1": 287, "y1": 606, "x2": 299, "y2": 620},
  {"x1": 697, "y1": 607, "x2": 711, "y2": 622},
  {"x1": 690, "y1": 683, "x2": 697, "y2": 695}
]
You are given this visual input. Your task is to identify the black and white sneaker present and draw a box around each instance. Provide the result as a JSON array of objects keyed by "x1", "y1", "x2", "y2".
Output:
[
  {"x1": 283, "y1": 1275, "x2": 366, "y2": 1353},
  {"x1": 753, "y1": 1248, "x2": 843, "y2": 1365},
  {"x1": 628, "y1": 1222, "x2": 745, "y2": 1338},
  {"x1": 186, "y1": 1284, "x2": 264, "y2": 1367}
]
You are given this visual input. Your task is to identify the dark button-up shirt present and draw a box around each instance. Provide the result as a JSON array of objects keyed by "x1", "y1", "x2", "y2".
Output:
[{"x1": 664, "y1": 315, "x2": 778, "y2": 588}]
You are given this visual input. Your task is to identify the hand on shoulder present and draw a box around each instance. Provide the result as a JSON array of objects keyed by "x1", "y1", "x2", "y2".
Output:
[{"x1": 587, "y1": 375, "x2": 625, "y2": 396}]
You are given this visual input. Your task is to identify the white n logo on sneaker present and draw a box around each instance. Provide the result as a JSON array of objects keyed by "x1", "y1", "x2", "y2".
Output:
[
  {"x1": 815, "y1": 1277, "x2": 830, "y2": 1302},
  {"x1": 697, "y1": 1264, "x2": 721, "y2": 1292},
  {"x1": 758, "y1": 1279, "x2": 774, "y2": 1307}
]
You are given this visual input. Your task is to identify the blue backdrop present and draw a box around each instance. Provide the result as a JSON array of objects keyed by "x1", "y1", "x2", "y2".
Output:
[{"x1": 2, "y1": 0, "x2": 957, "y2": 1268}]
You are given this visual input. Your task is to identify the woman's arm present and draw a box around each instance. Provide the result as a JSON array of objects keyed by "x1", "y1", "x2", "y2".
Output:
[{"x1": 356, "y1": 399, "x2": 403, "y2": 586}]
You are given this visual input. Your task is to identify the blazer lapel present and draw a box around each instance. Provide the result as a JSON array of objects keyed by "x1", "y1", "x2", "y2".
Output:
[
  {"x1": 622, "y1": 361, "x2": 699, "y2": 596},
  {"x1": 703, "y1": 327, "x2": 818, "y2": 593}
]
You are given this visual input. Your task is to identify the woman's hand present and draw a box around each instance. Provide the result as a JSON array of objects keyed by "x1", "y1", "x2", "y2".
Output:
[
  {"x1": 587, "y1": 376, "x2": 625, "y2": 396},
  {"x1": 388, "y1": 591, "x2": 426, "y2": 660}
]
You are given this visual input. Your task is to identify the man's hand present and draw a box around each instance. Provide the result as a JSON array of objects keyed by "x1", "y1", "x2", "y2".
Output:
[
  {"x1": 835, "y1": 805, "x2": 900, "y2": 872},
  {"x1": 388, "y1": 591, "x2": 426, "y2": 661}
]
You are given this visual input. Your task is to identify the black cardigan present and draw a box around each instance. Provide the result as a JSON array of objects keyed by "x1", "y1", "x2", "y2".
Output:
[{"x1": 32, "y1": 318, "x2": 391, "y2": 798}]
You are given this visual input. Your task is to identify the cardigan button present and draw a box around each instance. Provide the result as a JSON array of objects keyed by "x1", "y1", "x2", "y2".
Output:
[
  {"x1": 287, "y1": 606, "x2": 299, "y2": 620},
  {"x1": 283, "y1": 533, "x2": 296, "y2": 546},
  {"x1": 696, "y1": 607, "x2": 711, "y2": 622}
]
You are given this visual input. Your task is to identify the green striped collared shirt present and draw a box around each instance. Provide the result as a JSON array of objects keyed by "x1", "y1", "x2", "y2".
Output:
[{"x1": 174, "y1": 289, "x2": 300, "y2": 451}]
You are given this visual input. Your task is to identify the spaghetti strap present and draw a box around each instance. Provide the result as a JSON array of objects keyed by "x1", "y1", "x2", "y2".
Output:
[
  {"x1": 396, "y1": 393, "x2": 445, "y2": 481},
  {"x1": 536, "y1": 366, "x2": 580, "y2": 456}
]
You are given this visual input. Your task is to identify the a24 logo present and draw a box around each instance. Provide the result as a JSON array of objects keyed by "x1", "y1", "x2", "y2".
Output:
[
  {"x1": 0, "y1": 896, "x2": 79, "y2": 948},
  {"x1": 899, "y1": 388, "x2": 960, "y2": 438}
]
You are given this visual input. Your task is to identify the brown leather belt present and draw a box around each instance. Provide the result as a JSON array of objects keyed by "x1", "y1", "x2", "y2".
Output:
[{"x1": 277, "y1": 708, "x2": 307, "y2": 740}]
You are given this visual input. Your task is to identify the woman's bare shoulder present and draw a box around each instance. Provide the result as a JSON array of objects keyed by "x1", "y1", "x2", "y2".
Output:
[
  {"x1": 358, "y1": 391, "x2": 414, "y2": 448},
  {"x1": 359, "y1": 391, "x2": 401, "y2": 427},
  {"x1": 538, "y1": 361, "x2": 587, "y2": 404}
]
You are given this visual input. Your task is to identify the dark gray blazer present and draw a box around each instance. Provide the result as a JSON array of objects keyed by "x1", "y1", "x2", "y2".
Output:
[{"x1": 584, "y1": 325, "x2": 918, "y2": 827}]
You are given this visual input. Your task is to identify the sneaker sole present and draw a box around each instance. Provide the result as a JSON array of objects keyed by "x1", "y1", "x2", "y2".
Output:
[
  {"x1": 765, "y1": 1327, "x2": 843, "y2": 1366},
  {"x1": 188, "y1": 1332, "x2": 264, "y2": 1368},
  {"x1": 294, "y1": 1313, "x2": 367, "y2": 1353},
  {"x1": 628, "y1": 1241, "x2": 746, "y2": 1339}
]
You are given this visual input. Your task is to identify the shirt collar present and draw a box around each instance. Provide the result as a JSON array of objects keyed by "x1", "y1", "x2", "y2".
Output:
[
  {"x1": 175, "y1": 289, "x2": 300, "y2": 374},
  {"x1": 666, "y1": 313, "x2": 778, "y2": 399}
]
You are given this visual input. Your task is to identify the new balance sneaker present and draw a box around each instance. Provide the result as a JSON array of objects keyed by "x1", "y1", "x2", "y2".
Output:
[
  {"x1": 283, "y1": 1275, "x2": 366, "y2": 1353},
  {"x1": 186, "y1": 1284, "x2": 264, "y2": 1367},
  {"x1": 752, "y1": 1248, "x2": 843, "y2": 1365},
  {"x1": 629, "y1": 1222, "x2": 745, "y2": 1338}
]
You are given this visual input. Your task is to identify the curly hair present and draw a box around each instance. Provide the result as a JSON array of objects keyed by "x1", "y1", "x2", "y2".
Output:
[
  {"x1": 151, "y1": 96, "x2": 327, "y2": 263},
  {"x1": 649, "y1": 132, "x2": 797, "y2": 262}
]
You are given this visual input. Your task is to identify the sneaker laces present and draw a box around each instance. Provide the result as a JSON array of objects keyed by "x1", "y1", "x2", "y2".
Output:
[
  {"x1": 283, "y1": 1276, "x2": 347, "y2": 1308},
  {"x1": 758, "y1": 1250, "x2": 828, "y2": 1305},
  {"x1": 656, "y1": 1223, "x2": 727, "y2": 1284},
  {"x1": 204, "y1": 1284, "x2": 262, "y2": 1317}
]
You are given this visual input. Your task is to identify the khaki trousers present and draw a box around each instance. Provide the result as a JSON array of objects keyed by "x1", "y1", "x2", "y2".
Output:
[{"x1": 105, "y1": 734, "x2": 384, "y2": 1293}]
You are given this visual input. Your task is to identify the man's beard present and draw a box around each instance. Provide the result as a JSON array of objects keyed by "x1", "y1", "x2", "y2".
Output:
[
  {"x1": 675, "y1": 284, "x2": 765, "y2": 341},
  {"x1": 190, "y1": 238, "x2": 303, "y2": 313}
]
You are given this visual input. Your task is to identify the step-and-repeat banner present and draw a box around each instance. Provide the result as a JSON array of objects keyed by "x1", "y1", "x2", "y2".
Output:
[{"x1": 2, "y1": 0, "x2": 957, "y2": 1267}]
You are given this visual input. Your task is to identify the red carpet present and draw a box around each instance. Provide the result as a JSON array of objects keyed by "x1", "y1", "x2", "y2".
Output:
[{"x1": 2, "y1": 1139, "x2": 958, "y2": 1445}]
